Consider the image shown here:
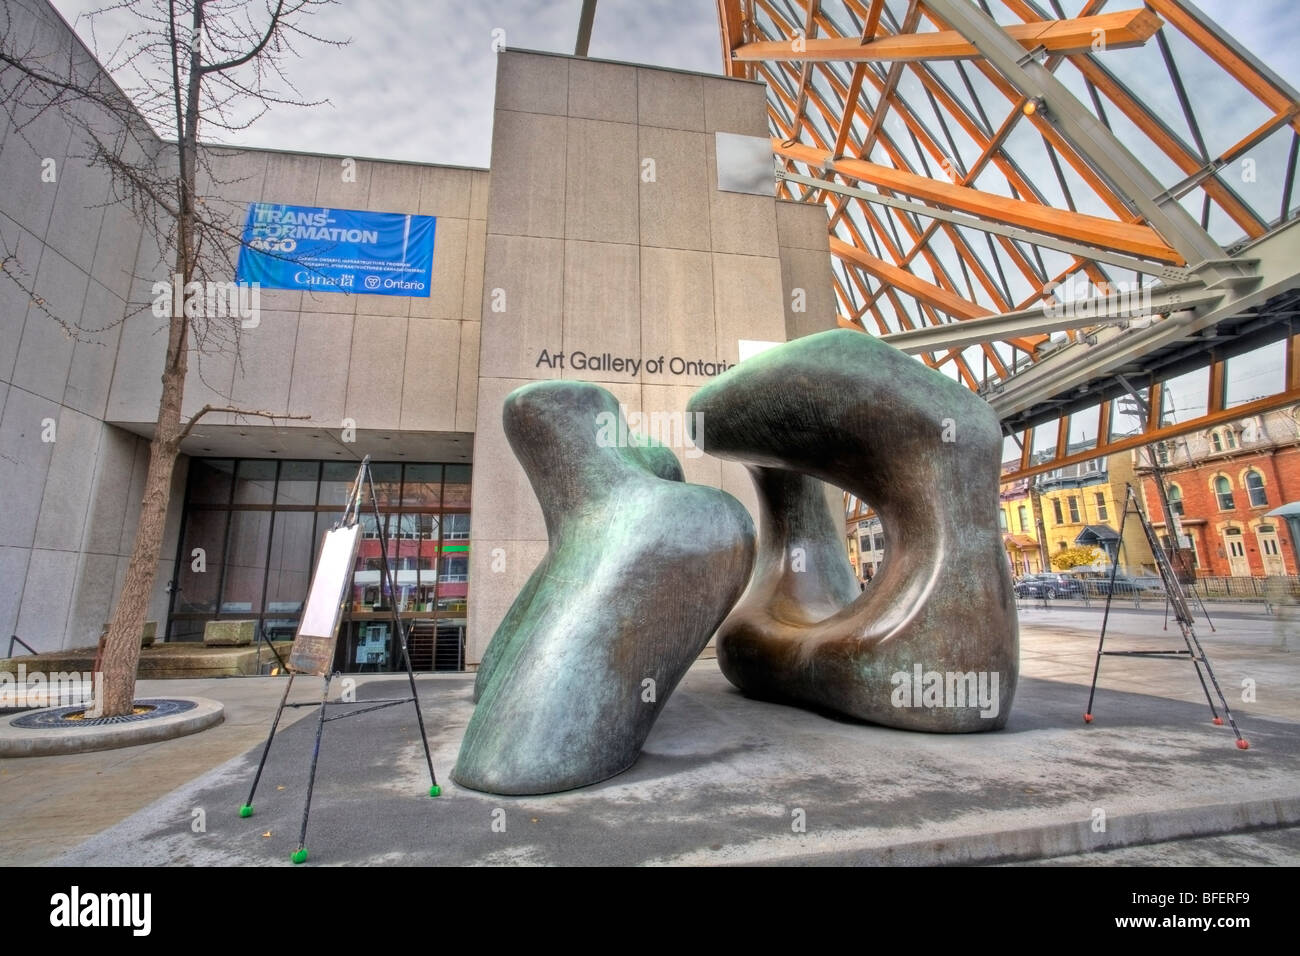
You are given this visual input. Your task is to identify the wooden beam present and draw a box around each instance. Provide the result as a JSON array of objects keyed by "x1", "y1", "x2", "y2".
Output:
[
  {"x1": 717, "y1": 0, "x2": 747, "y2": 77},
  {"x1": 1001, "y1": 383, "x2": 1300, "y2": 484},
  {"x1": 732, "y1": 9, "x2": 1161, "y2": 63},
  {"x1": 777, "y1": 139, "x2": 1185, "y2": 262},
  {"x1": 1070, "y1": 57, "x2": 1268, "y2": 238},
  {"x1": 783, "y1": 0, "x2": 822, "y2": 145},
  {"x1": 1143, "y1": 0, "x2": 1300, "y2": 135},
  {"x1": 830, "y1": 237, "x2": 991, "y2": 319}
]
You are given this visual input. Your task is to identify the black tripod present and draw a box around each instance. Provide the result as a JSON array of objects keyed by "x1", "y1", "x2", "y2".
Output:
[
  {"x1": 239, "y1": 456, "x2": 441, "y2": 863},
  {"x1": 1084, "y1": 483, "x2": 1248, "y2": 750}
]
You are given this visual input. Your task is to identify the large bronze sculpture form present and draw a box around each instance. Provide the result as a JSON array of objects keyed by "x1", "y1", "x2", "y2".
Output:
[
  {"x1": 453, "y1": 381, "x2": 756, "y2": 794},
  {"x1": 686, "y1": 329, "x2": 1018, "y2": 731}
]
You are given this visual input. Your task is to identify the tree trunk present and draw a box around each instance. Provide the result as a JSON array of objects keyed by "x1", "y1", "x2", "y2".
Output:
[
  {"x1": 96, "y1": 334, "x2": 187, "y2": 716},
  {"x1": 96, "y1": 3, "x2": 204, "y2": 717}
]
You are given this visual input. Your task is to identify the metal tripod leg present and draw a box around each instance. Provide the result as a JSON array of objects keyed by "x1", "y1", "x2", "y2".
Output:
[
  {"x1": 1085, "y1": 497, "x2": 1130, "y2": 723},
  {"x1": 293, "y1": 674, "x2": 333, "y2": 863},
  {"x1": 1179, "y1": 622, "x2": 1248, "y2": 747},
  {"x1": 365, "y1": 464, "x2": 440, "y2": 797},
  {"x1": 240, "y1": 672, "x2": 295, "y2": 818},
  {"x1": 397, "y1": 619, "x2": 440, "y2": 795}
]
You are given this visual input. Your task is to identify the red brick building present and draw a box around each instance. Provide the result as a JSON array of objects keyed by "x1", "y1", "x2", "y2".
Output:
[{"x1": 1137, "y1": 405, "x2": 1300, "y2": 578}]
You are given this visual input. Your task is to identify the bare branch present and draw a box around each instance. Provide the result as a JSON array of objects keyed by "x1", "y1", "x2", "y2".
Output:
[
  {"x1": 177, "y1": 403, "x2": 311, "y2": 443},
  {"x1": 199, "y1": 0, "x2": 285, "y2": 74}
]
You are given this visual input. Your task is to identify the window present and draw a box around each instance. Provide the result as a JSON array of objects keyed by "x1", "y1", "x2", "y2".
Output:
[
  {"x1": 1067, "y1": 496, "x2": 1080, "y2": 523},
  {"x1": 1212, "y1": 427, "x2": 1238, "y2": 452},
  {"x1": 1245, "y1": 470, "x2": 1267, "y2": 508},
  {"x1": 1167, "y1": 484, "x2": 1184, "y2": 517},
  {"x1": 1155, "y1": 443, "x2": 1170, "y2": 466},
  {"x1": 1053, "y1": 499, "x2": 1064, "y2": 524},
  {"x1": 1214, "y1": 476, "x2": 1235, "y2": 510},
  {"x1": 168, "y1": 459, "x2": 472, "y2": 672},
  {"x1": 1094, "y1": 493, "x2": 1108, "y2": 522},
  {"x1": 1018, "y1": 505, "x2": 1030, "y2": 532},
  {"x1": 999, "y1": 511, "x2": 1008, "y2": 532},
  {"x1": 1160, "y1": 533, "x2": 1199, "y2": 568}
]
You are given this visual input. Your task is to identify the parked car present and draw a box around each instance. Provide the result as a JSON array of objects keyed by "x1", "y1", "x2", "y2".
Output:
[
  {"x1": 1014, "y1": 577, "x2": 1048, "y2": 598},
  {"x1": 1030, "y1": 572, "x2": 1085, "y2": 598},
  {"x1": 1069, "y1": 570, "x2": 1166, "y2": 595}
]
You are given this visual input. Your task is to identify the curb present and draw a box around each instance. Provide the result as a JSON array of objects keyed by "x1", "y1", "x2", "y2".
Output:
[
  {"x1": 0, "y1": 697, "x2": 225, "y2": 757},
  {"x1": 755, "y1": 795, "x2": 1300, "y2": 866}
]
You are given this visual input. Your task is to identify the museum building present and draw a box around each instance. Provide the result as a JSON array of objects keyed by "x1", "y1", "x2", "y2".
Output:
[{"x1": 0, "y1": 1, "x2": 838, "y2": 671}]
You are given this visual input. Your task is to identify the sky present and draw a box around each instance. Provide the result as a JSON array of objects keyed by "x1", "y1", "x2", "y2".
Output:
[
  {"x1": 46, "y1": 0, "x2": 1300, "y2": 169},
  {"x1": 48, "y1": 0, "x2": 723, "y2": 167}
]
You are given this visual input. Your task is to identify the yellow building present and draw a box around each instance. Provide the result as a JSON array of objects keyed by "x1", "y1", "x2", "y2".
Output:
[{"x1": 1001, "y1": 451, "x2": 1155, "y2": 574}]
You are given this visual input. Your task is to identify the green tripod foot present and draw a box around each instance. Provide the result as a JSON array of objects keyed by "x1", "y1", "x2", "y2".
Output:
[
  {"x1": 429, "y1": 785, "x2": 441, "y2": 797},
  {"x1": 239, "y1": 804, "x2": 254, "y2": 818},
  {"x1": 291, "y1": 848, "x2": 309, "y2": 864}
]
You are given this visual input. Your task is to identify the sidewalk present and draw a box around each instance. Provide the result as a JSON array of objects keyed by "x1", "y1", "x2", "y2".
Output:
[{"x1": 2, "y1": 610, "x2": 1296, "y2": 866}]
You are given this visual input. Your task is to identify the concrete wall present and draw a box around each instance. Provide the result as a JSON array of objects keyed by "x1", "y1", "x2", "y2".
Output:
[
  {"x1": 466, "y1": 51, "x2": 795, "y2": 664},
  {"x1": 106, "y1": 148, "x2": 488, "y2": 648},
  {"x1": 105, "y1": 148, "x2": 488, "y2": 438},
  {"x1": 0, "y1": 0, "x2": 166, "y2": 652},
  {"x1": 3, "y1": 11, "x2": 841, "y2": 659},
  {"x1": 776, "y1": 199, "x2": 838, "y2": 341},
  {"x1": 2, "y1": 0, "x2": 489, "y2": 651}
]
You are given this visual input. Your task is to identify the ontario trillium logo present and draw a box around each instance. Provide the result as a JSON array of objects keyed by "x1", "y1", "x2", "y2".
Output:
[
  {"x1": 364, "y1": 274, "x2": 381, "y2": 289},
  {"x1": 49, "y1": 886, "x2": 151, "y2": 936}
]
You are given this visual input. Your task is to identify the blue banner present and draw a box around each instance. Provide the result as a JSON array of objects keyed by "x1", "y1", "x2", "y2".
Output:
[{"x1": 235, "y1": 203, "x2": 435, "y2": 296}]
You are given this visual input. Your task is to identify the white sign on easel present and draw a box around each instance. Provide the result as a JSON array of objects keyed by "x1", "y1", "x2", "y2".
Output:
[{"x1": 288, "y1": 523, "x2": 362, "y2": 676}]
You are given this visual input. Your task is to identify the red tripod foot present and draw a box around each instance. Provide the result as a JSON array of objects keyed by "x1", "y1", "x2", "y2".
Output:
[
  {"x1": 1236, "y1": 739, "x2": 1250, "y2": 750},
  {"x1": 1083, "y1": 713, "x2": 1093, "y2": 723}
]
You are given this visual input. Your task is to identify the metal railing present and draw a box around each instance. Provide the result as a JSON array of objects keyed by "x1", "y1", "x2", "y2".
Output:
[
  {"x1": 7, "y1": 634, "x2": 36, "y2": 658},
  {"x1": 1016, "y1": 574, "x2": 1300, "y2": 608},
  {"x1": 1189, "y1": 575, "x2": 1300, "y2": 601}
]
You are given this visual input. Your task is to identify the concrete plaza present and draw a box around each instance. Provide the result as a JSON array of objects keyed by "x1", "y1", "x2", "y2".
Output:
[{"x1": 1, "y1": 602, "x2": 1296, "y2": 866}]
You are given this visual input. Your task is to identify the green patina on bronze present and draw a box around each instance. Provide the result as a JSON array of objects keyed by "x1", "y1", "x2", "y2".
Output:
[
  {"x1": 687, "y1": 328, "x2": 1019, "y2": 731},
  {"x1": 453, "y1": 381, "x2": 756, "y2": 795}
]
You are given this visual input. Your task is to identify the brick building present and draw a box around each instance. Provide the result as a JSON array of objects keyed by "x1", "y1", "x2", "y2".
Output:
[{"x1": 1137, "y1": 405, "x2": 1300, "y2": 578}]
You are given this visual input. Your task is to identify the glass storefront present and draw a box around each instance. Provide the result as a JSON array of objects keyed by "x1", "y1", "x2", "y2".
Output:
[{"x1": 167, "y1": 459, "x2": 471, "y2": 672}]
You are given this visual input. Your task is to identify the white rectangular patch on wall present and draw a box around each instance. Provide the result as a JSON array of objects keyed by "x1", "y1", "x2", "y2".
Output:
[
  {"x1": 716, "y1": 131, "x2": 775, "y2": 196},
  {"x1": 738, "y1": 339, "x2": 782, "y2": 362}
]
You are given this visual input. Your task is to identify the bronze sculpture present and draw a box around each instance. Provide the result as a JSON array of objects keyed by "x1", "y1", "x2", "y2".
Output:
[
  {"x1": 454, "y1": 380, "x2": 756, "y2": 794},
  {"x1": 686, "y1": 329, "x2": 1018, "y2": 731}
]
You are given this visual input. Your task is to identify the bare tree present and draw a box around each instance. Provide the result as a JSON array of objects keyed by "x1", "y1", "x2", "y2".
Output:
[{"x1": 0, "y1": 0, "x2": 343, "y2": 715}]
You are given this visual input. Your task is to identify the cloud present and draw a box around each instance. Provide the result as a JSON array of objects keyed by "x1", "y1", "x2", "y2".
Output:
[
  {"x1": 45, "y1": 0, "x2": 1297, "y2": 180},
  {"x1": 48, "y1": 0, "x2": 722, "y2": 167}
]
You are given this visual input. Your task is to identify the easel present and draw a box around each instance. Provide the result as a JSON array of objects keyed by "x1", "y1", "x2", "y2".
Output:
[
  {"x1": 1162, "y1": 575, "x2": 1217, "y2": 634},
  {"x1": 1084, "y1": 483, "x2": 1248, "y2": 749},
  {"x1": 239, "y1": 456, "x2": 441, "y2": 863}
]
